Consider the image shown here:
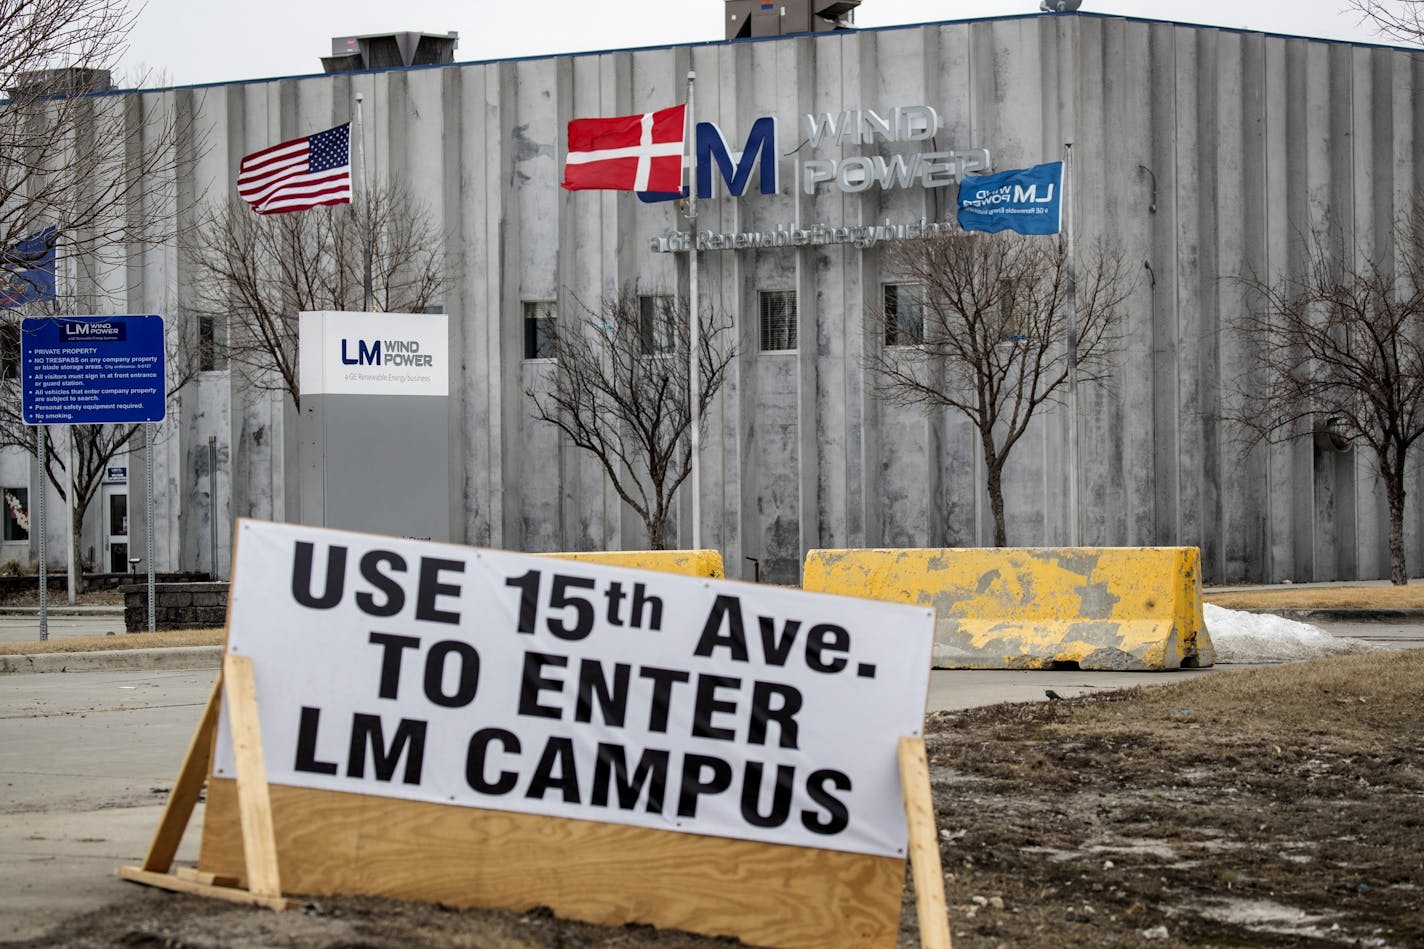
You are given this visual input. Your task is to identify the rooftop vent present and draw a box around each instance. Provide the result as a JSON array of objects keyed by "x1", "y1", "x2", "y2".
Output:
[
  {"x1": 725, "y1": 0, "x2": 859, "y2": 40},
  {"x1": 321, "y1": 32, "x2": 459, "y2": 73}
]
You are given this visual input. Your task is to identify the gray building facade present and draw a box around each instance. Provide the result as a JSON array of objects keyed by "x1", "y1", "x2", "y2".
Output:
[{"x1": 41, "y1": 12, "x2": 1424, "y2": 585}]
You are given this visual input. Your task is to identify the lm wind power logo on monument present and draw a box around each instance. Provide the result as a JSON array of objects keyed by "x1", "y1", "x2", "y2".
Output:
[
  {"x1": 340, "y1": 337, "x2": 434, "y2": 368},
  {"x1": 299, "y1": 311, "x2": 449, "y2": 398}
]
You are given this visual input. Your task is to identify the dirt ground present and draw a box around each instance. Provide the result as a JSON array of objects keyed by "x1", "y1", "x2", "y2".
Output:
[{"x1": 7, "y1": 649, "x2": 1422, "y2": 949}]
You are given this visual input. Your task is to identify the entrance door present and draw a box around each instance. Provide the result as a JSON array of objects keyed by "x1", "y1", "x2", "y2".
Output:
[{"x1": 102, "y1": 485, "x2": 128, "y2": 573}]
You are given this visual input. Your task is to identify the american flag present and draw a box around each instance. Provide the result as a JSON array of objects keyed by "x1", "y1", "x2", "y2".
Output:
[{"x1": 237, "y1": 123, "x2": 352, "y2": 215}]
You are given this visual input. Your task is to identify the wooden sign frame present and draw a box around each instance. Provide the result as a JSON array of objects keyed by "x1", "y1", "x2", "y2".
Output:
[
  {"x1": 119, "y1": 655, "x2": 299, "y2": 911},
  {"x1": 123, "y1": 656, "x2": 953, "y2": 948}
]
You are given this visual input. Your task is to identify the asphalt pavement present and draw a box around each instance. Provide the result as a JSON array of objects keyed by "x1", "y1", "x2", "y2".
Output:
[
  {"x1": 0, "y1": 667, "x2": 210, "y2": 942},
  {"x1": 0, "y1": 606, "x2": 128, "y2": 646}
]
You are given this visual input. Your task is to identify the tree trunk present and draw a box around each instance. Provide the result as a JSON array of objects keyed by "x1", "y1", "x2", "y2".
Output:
[
  {"x1": 71, "y1": 522, "x2": 87, "y2": 593},
  {"x1": 648, "y1": 509, "x2": 670, "y2": 551},
  {"x1": 1384, "y1": 458, "x2": 1408, "y2": 586},
  {"x1": 985, "y1": 455, "x2": 1008, "y2": 547}
]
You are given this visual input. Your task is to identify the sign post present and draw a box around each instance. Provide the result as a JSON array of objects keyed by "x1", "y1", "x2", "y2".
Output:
[
  {"x1": 65, "y1": 428, "x2": 76, "y2": 605},
  {"x1": 20, "y1": 315, "x2": 167, "y2": 632},
  {"x1": 37, "y1": 428, "x2": 47, "y2": 641}
]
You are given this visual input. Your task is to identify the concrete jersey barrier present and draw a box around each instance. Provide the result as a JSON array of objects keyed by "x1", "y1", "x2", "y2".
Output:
[
  {"x1": 803, "y1": 547, "x2": 1214, "y2": 671},
  {"x1": 540, "y1": 548, "x2": 725, "y2": 578}
]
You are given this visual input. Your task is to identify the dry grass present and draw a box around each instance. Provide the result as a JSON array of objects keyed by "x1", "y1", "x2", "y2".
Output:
[
  {"x1": 1204, "y1": 582, "x2": 1424, "y2": 610},
  {"x1": 1081, "y1": 648, "x2": 1424, "y2": 740},
  {"x1": 0, "y1": 628, "x2": 223, "y2": 655}
]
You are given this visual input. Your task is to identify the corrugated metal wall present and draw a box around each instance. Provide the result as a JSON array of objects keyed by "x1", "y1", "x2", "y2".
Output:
[{"x1": 125, "y1": 13, "x2": 1424, "y2": 584}]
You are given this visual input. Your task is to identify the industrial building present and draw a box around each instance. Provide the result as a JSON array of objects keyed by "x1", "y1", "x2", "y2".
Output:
[{"x1": 4, "y1": 5, "x2": 1423, "y2": 586}]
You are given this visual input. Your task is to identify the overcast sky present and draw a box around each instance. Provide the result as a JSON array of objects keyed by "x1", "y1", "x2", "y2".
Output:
[{"x1": 123, "y1": 1, "x2": 1397, "y2": 89}]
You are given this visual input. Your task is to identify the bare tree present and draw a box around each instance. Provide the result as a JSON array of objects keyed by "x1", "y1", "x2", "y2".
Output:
[
  {"x1": 1232, "y1": 221, "x2": 1424, "y2": 585},
  {"x1": 1348, "y1": 0, "x2": 1424, "y2": 44},
  {"x1": 0, "y1": 0, "x2": 201, "y2": 578},
  {"x1": 868, "y1": 232, "x2": 1133, "y2": 546},
  {"x1": 185, "y1": 184, "x2": 446, "y2": 408},
  {"x1": 529, "y1": 289, "x2": 735, "y2": 550},
  {"x1": 0, "y1": 0, "x2": 195, "y2": 280}
]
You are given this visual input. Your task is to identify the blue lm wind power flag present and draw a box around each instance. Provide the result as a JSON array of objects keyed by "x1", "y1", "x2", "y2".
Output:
[{"x1": 957, "y1": 162, "x2": 1064, "y2": 236}]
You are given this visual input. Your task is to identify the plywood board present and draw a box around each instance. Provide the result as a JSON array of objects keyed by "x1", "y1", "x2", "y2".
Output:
[{"x1": 199, "y1": 778, "x2": 904, "y2": 949}]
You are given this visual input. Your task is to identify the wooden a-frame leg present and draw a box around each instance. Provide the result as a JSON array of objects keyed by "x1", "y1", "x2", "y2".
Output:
[
  {"x1": 119, "y1": 655, "x2": 299, "y2": 911},
  {"x1": 223, "y1": 653, "x2": 283, "y2": 901},
  {"x1": 899, "y1": 735, "x2": 953, "y2": 949},
  {"x1": 139, "y1": 671, "x2": 222, "y2": 873}
]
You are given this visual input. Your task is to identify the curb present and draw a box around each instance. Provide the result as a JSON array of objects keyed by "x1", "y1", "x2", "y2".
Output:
[{"x1": 0, "y1": 646, "x2": 222, "y2": 675}]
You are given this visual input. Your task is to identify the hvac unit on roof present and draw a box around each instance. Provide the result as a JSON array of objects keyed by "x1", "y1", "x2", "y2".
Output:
[
  {"x1": 320, "y1": 32, "x2": 459, "y2": 73},
  {"x1": 725, "y1": 0, "x2": 860, "y2": 40}
]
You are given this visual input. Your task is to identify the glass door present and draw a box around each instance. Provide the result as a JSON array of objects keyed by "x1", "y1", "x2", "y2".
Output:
[{"x1": 104, "y1": 486, "x2": 128, "y2": 573}]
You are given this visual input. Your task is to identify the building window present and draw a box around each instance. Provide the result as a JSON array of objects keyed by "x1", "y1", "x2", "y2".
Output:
[
  {"x1": 0, "y1": 322, "x2": 19, "y2": 380},
  {"x1": 523, "y1": 301, "x2": 556, "y2": 360},
  {"x1": 198, "y1": 315, "x2": 229, "y2": 371},
  {"x1": 759, "y1": 290, "x2": 797, "y2": 351},
  {"x1": 998, "y1": 278, "x2": 1029, "y2": 342},
  {"x1": 3, "y1": 487, "x2": 28, "y2": 541},
  {"x1": 883, "y1": 283, "x2": 924, "y2": 346},
  {"x1": 639, "y1": 295, "x2": 677, "y2": 355}
]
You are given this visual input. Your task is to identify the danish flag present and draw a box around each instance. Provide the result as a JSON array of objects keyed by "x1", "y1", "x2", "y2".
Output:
[{"x1": 562, "y1": 104, "x2": 686, "y2": 193}]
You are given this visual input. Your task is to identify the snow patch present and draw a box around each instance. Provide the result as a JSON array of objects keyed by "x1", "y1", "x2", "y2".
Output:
[{"x1": 1204, "y1": 604, "x2": 1375, "y2": 664}]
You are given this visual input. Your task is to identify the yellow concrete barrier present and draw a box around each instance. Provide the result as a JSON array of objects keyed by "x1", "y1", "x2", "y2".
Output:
[
  {"x1": 540, "y1": 549, "x2": 725, "y2": 578},
  {"x1": 802, "y1": 547, "x2": 1213, "y2": 671}
]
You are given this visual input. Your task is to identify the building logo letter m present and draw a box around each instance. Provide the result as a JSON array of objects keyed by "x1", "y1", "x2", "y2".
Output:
[{"x1": 696, "y1": 117, "x2": 779, "y2": 199}]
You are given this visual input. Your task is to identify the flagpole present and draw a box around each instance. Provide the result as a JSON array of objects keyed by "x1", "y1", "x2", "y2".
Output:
[
  {"x1": 1063, "y1": 141, "x2": 1079, "y2": 547},
  {"x1": 355, "y1": 93, "x2": 373, "y2": 312},
  {"x1": 686, "y1": 69, "x2": 701, "y2": 552}
]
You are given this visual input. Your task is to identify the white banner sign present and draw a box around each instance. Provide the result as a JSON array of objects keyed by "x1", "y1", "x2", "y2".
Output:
[
  {"x1": 298, "y1": 310, "x2": 449, "y2": 397},
  {"x1": 216, "y1": 521, "x2": 935, "y2": 858}
]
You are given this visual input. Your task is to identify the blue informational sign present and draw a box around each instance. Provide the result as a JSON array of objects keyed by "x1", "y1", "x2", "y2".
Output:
[
  {"x1": 20, "y1": 315, "x2": 166, "y2": 425},
  {"x1": 957, "y1": 161, "x2": 1064, "y2": 236}
]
